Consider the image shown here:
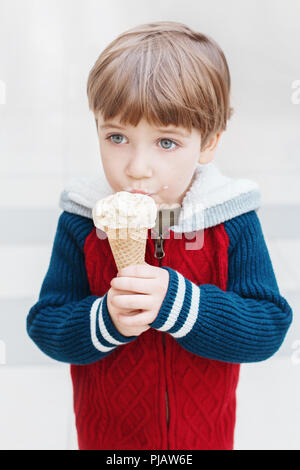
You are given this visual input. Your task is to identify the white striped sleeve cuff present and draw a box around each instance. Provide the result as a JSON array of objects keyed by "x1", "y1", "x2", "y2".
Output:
[
  {"x1": 90, "y1": 293, "x2": 138, "y2": 353},
  {"x1": 149, "y1": 267, "x2": 200, "y2": 338}
]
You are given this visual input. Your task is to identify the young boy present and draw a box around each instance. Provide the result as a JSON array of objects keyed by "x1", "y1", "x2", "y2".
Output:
[{"x1": 27, "y1": 21, "x2": 293, "y2": 450}]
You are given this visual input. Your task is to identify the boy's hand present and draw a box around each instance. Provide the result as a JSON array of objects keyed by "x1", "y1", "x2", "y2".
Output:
[
  {"x1": 107, "y1": 263, "x2": 169, "y2": 337},
  {"x1": 107, "y1": 284, "x2": 150, "y2": 338}
]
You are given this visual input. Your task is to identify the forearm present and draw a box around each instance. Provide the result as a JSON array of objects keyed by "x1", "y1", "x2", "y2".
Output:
[
  {"x1": 150, "y1": 266, "x2": 292, "y2": 363},
  {"x1": 27, "y1": 292, "x2": 136, "y2": 364}
]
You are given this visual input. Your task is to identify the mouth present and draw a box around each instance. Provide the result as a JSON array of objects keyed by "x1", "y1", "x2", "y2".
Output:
[{"x1": 129, "y1": 189, "x2": 156, "y2": 196}]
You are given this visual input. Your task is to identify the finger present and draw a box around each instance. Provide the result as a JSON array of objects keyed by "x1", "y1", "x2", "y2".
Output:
[
  {"x1": 111, "y1": 276, "x2": 154, "y2": 294},
  {"x1": 118, "y1": 311, "x2": 153, "y2": 327},
  {"x1": 110, "y1": 286, "x2": 137, "y2": 296},
  {"x1": 117, "y1": 263, "x2": 157, "y2": 279},
  {"x1": 113, "y1": 294, "x2": 152, "y2": 311},
  {"x1": 121, "y1": 309, "x2": 144, "y2": 316},
  {"x1": 109, "y1": 287, "x2": 139, "y2": 313}
]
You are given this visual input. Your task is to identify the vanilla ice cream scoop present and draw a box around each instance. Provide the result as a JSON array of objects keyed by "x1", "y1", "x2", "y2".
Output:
[{"x1": 92, "y1": 191, "x2": 157, "y2": 231}]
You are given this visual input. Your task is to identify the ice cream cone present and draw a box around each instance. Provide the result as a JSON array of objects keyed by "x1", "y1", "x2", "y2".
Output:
[
  {"x1": 104, "y1": 226, "x2": 148, "y2": 271},
  {"x1": 92, "y1": 191, "x2": 157, "y2": 272}
]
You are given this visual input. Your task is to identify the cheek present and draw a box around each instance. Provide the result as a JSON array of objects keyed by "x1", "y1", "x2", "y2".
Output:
[
  {"x1": 167, "y1": 162, "x2": 193, "y2": 189},
  {"x1": 101, "y1": 154, "x2": 127, "y2": 191},
  {"x1": 166, "y1": 164, "x2": 197, "y2": 200},
  {"x1": 101, "y1": 154, "x2": 117, "y2": 177}
]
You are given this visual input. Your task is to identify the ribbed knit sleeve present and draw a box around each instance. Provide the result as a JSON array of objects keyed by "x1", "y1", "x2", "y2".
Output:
[
  {"x1": 149, "y1": 210, "x2": 293, "y2": 363},
  {"x1": 26, "y1": 211, "x2": 137, "y2": 365}
]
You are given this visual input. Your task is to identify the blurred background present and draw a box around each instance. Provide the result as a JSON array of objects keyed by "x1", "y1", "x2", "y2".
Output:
[{"x1": 0, "y1": 0, "x2": 299, "y2": 450}]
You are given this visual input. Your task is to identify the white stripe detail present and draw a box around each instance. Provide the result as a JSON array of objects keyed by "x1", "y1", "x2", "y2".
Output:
[
  {"x1": 97, "y1": 297, "x2": 126, "y2": 346},
  {"x1": 158, "y1": 271, "x2": 186, "y2": 332},
  {"x1": 172, "y1": 282, "x2": 200, "y2": 338},
  {"x1": 90, "y1": 298, "x2": 116, "y2": 352}
]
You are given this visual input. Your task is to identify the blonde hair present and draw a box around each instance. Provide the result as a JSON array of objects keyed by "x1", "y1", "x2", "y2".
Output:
[{"x1": 87, "y1": 21, "x2": 233, "y2": 151}]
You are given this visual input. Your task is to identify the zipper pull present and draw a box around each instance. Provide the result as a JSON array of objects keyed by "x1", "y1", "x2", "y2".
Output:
[{"x1": 154, "y1": 235, "x2": 165, "y2": 259}]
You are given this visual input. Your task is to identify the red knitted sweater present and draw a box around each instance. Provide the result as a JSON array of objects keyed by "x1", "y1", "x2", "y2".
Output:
[{"x1": 71, "y1": 223, "x2": 240, "y2": 450}]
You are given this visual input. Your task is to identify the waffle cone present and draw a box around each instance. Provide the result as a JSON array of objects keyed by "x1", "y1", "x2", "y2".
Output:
[{"x1": 104, "y1": 226, "x2": 148, "y2": 271}]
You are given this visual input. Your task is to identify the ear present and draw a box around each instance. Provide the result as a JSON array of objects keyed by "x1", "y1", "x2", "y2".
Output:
[{"x1": 198, "y1": 132, "x2": 222, "y2": 164}]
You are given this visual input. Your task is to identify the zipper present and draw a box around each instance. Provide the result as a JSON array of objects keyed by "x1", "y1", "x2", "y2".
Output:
[
  {"x1": 154, "y1": 235, "x2": 165, "y2": 260},
  {"x1": 154, "y1": 232, "x2": 169, "y2": 430}
]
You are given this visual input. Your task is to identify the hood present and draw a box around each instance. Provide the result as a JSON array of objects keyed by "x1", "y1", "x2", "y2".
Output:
[{"x1": 59, "y1": 161, "x2": 261, "y2": 233}]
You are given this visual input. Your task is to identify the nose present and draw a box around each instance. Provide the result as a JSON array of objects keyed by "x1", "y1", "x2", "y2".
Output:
[{"x1": 126, "y1": 152, "x2": 152, "y2": 179}]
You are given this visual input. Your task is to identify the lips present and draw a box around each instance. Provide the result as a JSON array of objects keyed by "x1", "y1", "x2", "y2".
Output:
[{"x1": 130, "y1": 189, "x2": 155, "y2": 196}]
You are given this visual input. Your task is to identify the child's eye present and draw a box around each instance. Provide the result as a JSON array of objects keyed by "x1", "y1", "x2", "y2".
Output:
[
  {"x1": 106, "y1": 134, "x2": 127, "y2": 144},
  {"x1": 158, "y1": 138, "x2": 178, "y2": 151},
  {"x1": 106, "y1": 134, "x2": 179, "y2": 151}
]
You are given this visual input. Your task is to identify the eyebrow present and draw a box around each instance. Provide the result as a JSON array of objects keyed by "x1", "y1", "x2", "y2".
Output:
[{"x1": 100, "y1": 122, "x2": 190, "y2": 138}]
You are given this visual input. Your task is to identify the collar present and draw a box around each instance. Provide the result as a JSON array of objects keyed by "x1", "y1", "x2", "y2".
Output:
[{"x1": 59, "y1": 161, "x2": 261, "y2": 232}]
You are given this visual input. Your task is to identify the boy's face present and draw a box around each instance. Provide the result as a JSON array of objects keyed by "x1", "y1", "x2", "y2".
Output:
[{"x1": 96, "y1": 112, "x2": 219, "y2": 208}]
